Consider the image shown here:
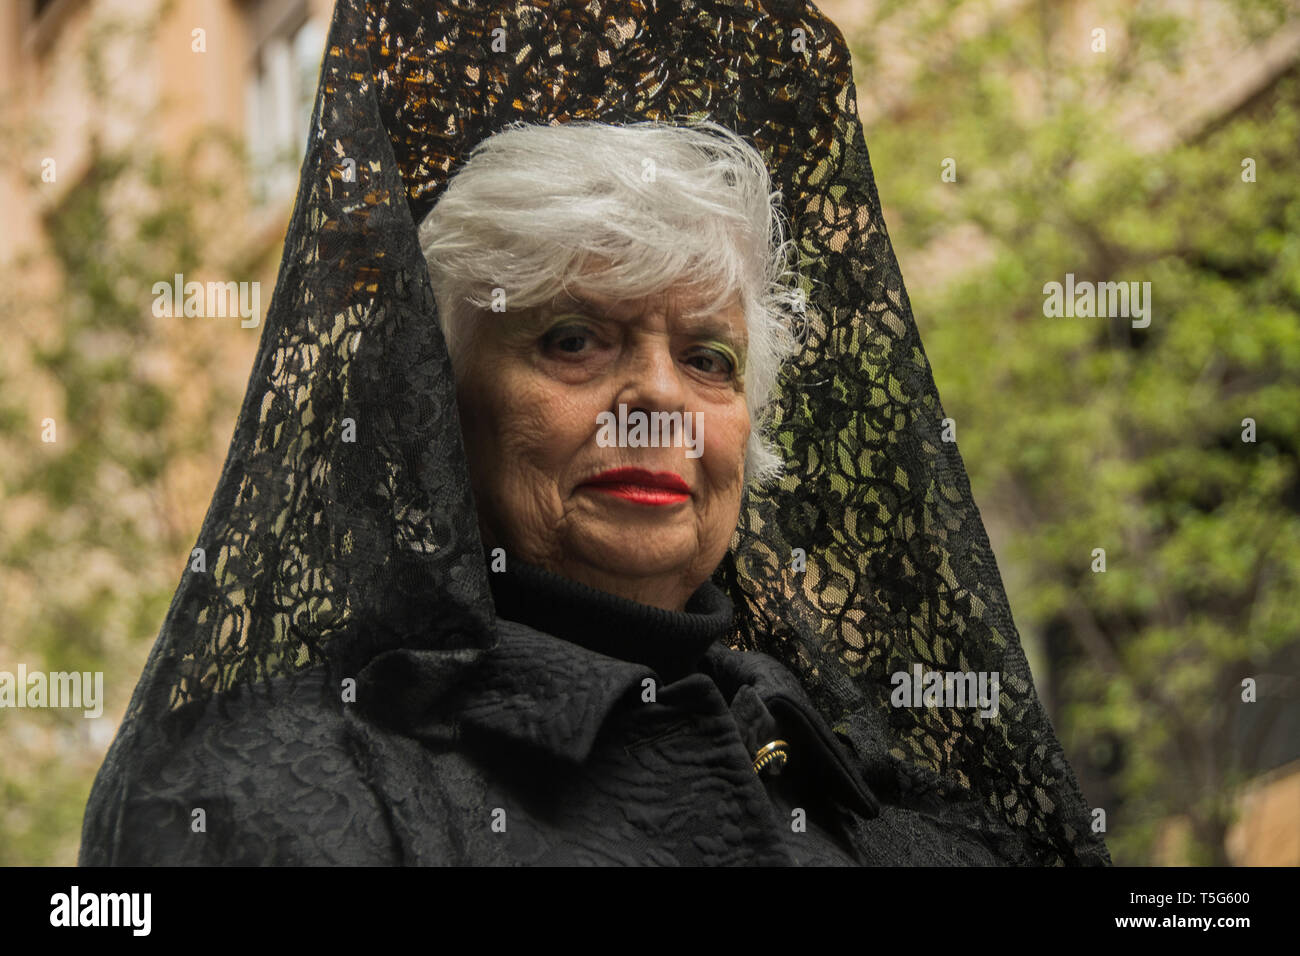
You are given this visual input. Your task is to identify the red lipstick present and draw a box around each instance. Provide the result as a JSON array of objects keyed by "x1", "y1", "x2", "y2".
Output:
[{"x1": 579, "y1": 467, "x2": 691, "y2": 505}]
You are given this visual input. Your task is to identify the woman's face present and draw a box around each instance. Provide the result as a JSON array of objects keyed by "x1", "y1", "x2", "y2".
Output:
[{"x1": 454, "y1": 282, "x2": 750, "y2": 612}]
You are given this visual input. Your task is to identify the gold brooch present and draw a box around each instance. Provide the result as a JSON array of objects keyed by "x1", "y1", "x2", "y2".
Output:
[{"x1": 752, "y1": 739, "x2": 790, "y2": 775}]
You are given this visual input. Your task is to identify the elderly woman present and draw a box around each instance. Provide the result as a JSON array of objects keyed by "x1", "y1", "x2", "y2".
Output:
[
  {"x1": 412, "y1": 119, "x2": 881, "y2": 863},
  {"x1": 82, "y1": 122, "x2": 952, "y2": 865},
  {"x1": 81, "y1": 0, "x2": 1108, "y2": 868}
]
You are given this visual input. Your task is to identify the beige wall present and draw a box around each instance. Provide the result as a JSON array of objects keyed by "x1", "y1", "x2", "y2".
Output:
[{"x1": 1, "y1": 0, "x2": 333, "y2": 267}]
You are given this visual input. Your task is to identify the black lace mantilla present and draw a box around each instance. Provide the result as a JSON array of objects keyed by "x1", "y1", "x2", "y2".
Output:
[{"x1": 79, "y1": 0, "x2": 1111, "y2": 866}]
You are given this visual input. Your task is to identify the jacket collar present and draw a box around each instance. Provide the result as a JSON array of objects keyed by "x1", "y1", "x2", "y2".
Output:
[
  {"x1": 354, "y1": 560, "x2": 879, "y2": 818},
  {"x1": 352, "y1": 618, "x2": 652, "y2": 765},
  {"x1": 357, "y1": 617, "x2": 879, "y2": 819},
  {"x1": 449, "y1": 619, "x2": 653, "y2": 763}
]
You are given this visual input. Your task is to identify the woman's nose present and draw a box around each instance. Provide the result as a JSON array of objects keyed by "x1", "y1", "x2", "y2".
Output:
[{"x1": 613, "y1": 339, "x2": 687, "y2": 416}]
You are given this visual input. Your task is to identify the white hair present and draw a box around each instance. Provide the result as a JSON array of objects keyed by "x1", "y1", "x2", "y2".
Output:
[{"x1": 417, "y1": 118, "x2": 812, "y2": 487}]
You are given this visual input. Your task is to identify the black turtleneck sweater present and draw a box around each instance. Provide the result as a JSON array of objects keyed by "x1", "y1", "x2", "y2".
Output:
[
  {"x1": 486, "y1": 559, "x2": 734, "y2": 682},
  {"x1": 485, "y1": 558, "x2": 875, "y2": 866}
]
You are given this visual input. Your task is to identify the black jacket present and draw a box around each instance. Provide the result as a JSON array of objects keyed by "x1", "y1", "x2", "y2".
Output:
[{"x1": 104, "y1": 561, "x2": 1027, "y2": 865}]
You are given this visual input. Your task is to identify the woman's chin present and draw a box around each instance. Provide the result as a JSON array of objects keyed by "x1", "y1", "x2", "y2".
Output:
[{"x1": 566, "y1": 533, "x2": 704, "y2": 584}]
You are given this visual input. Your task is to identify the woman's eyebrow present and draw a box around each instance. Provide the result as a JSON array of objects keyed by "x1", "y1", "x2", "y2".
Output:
[{"x1": 677, "y1": 319, "x2": 745, "y2": 349}]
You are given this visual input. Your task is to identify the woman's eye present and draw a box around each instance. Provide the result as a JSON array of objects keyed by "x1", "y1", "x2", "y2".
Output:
[
  {"x1": 685, "y1": 346, "x2": 736, "y2": 377},
  {"x1": 542, "y1": 323, "x2": 594, "y2": 355}
]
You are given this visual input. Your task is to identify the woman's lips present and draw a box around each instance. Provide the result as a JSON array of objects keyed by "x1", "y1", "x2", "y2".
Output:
[{"x1": 579, "y1": 467, "x2": 691, "y2": 505}]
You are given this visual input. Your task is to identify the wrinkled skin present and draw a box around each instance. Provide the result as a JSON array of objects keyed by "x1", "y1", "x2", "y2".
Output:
[{"x1": 454, "y1": 283, "x2": 750, "y2": 611}]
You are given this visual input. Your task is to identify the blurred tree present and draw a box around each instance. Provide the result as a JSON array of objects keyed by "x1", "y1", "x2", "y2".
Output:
[
  {"x1": 850, "y1": 0, "x2": 1300, "y2": 863},
  {"x1": 0, "y1": 8, "x2": 260, "y2": 864}
]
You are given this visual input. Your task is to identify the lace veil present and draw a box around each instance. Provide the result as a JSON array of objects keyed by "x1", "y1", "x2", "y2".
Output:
[{"x1": 80, "y1": 0, "x2": 1111, "y2": 866}]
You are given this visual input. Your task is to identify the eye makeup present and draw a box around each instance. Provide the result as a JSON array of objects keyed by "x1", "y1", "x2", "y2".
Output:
[
  {"x1": 534, "y1": 302, "x2": 747, "y2": 376},
  {"x1": 699, "y1": 339, "x2": 742, "y2": 374}
]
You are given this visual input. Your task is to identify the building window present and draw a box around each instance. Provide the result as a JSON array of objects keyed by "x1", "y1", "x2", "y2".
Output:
[{"x1": 244, "y1": 1, "x2": 326, "y2": 207}]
